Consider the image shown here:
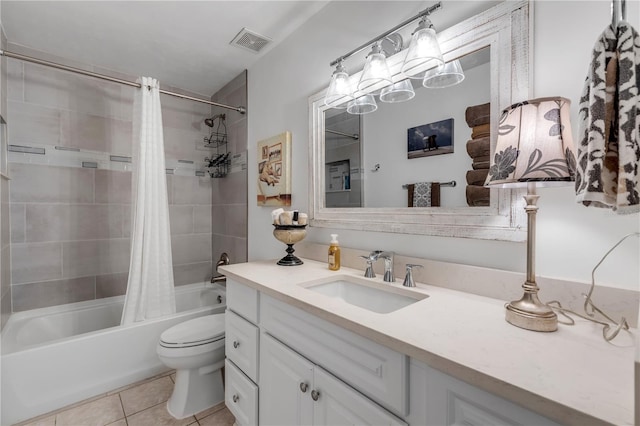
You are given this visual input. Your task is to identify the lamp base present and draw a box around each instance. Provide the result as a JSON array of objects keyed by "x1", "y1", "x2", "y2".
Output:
[{"x1": 505, "y1": 283, "x2": 558, "y2": 332}]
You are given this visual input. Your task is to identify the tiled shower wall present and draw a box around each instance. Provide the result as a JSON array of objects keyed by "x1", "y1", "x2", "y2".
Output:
[
  {"x1": 210, "y1": 71, "x2": 248, "y2": 265},
  {"x1": 6, "y1": 45, "x2": 223, "y2": 312}
]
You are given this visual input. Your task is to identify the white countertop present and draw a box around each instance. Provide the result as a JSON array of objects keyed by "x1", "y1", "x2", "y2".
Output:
[{"x1": 220, "y1": 259, "x2": 636, "y2": 426}]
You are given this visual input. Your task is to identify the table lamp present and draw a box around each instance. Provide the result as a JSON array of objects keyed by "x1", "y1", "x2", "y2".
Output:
[{"x1": 485, "y1": 97, "x2": 576, "y2": 332}]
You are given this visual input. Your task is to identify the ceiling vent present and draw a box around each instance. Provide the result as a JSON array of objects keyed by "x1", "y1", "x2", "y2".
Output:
[{"x1": 230, "y1": 28, "x2": 272, "y2": 54}]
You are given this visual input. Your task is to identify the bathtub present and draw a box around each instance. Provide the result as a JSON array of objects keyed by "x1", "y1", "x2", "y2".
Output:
[{"x1": 1, "y1": 282, "x2": 226, "y2": 425}]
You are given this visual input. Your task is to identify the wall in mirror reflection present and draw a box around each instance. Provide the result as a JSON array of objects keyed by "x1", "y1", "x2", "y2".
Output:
[{"x1": 324, "y1": 47, "x2": 490, "y2": 208}]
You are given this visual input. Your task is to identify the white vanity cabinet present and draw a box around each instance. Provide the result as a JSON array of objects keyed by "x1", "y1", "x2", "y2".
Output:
[
  {"x1": 225, "y1": 277, "x2": 565, "y2": 426},
  {"x1": 225, "y1": 278, "x2": 408, "y2": 426},
  {"x1": 260, "y1": 332, "x2": 407, "y2": 426}
]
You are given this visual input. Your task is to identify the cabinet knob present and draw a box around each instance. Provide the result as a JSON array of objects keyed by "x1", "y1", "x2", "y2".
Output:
[
  {"x1": 233, "y1": 340, "x2": 240, "y2": 348},
  {"x1": 299, "y1": 382, "x2": 308, "y2": 393},
  {"x1": 232, "y1": 394, "x2": 239, "y2": 403},
  {"x1": 311, "y1": 389, "x2": 320, "y2": 401}
]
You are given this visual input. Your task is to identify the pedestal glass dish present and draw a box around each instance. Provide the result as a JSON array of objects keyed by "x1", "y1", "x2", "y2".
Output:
[{"x1": 273, "y1": 225, "x2": 307, "y2": 266}]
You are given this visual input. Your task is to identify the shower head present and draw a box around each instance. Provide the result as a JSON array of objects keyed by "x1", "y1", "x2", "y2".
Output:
[{"x1": 204, "y1": 113, "x2": 226, "y2": 128}]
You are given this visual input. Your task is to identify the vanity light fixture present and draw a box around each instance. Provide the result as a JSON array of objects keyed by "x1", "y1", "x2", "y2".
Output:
[
  {"x1": 357, "y1": 43, "x2": 393, "y2": 94},
  {"x1": 400, "y1": 16, "x2": 445, "y2": 79},
  {"x1": 380, "y1": 79, "x2": 416, "y2": 103},
  {"x1": 485, "y1": 97, "x2": 577, "y2": 332},
  {"x1": 324, "y1": 2, "x2": 443, "y2": 114},
  {"x1": 346, "y1": 94, "x2": 378, "y2": 115},
  {"x1": 423, "y1": 59, "x2": 465, "y2": 88},
  {"x1": 325, "y1": 61, "x2": 354, "y2": 108}
]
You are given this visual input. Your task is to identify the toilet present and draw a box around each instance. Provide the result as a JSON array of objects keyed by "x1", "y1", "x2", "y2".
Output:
[{"x1": 156, "y1": 314, "x2": 226, "y2": 419}]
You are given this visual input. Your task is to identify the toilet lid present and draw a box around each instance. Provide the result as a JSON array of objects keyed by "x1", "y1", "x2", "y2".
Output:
[{"x1": 159, "y1": 314, "x2": 225, "y2": 348}]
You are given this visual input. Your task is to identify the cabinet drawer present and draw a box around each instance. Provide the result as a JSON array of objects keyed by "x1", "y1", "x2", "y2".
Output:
[
  {"x1": 227, "y1": 279, "x2": 259, "y2": 323},
  {"x1": 226, "y1": 309, "x2": 259, "y2": 382},
  {"x1": 261, "y1": 294, "x2": 408, "y2": 417},
  {"x1": 225, "y1": 359, "x2": 258, "y2": 426}
]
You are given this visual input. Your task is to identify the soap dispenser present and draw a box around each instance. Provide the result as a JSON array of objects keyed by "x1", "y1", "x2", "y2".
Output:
[{"x1": 328, "y1": 234, "x2": 341, "y2": 271}]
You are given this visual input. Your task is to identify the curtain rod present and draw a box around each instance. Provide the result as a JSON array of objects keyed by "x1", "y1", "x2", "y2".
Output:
[
  {"x1": 329, "y1": 2, "x2": 442, "y2": 67},
  {"x1": 0, "y1": 49, "x2": 247, "y2": 114},
  {"x1": 326, "y1": 128, "x2": 359, "y2": 140}
]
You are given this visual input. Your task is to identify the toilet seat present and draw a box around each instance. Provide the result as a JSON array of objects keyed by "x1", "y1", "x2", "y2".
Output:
[{"x1": 159, "y1": 314, "x2": 225, "y2": 349}]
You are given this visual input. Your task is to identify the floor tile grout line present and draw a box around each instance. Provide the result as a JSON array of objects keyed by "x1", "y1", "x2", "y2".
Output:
[{"x1": 118, "y1": 392, "x2": 127, "y2": 426}]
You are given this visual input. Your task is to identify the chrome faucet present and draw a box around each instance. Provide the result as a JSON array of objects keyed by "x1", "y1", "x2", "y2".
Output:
[
  {"x1": 379, "y1": 252, "x2": 395, "y2": 282},
  {"x1": 360, "y1": 250, "x2": 383, "y2": 278},
  {"x1": 211, "y1": 252, "x2": 230, "y2": 285},
  {"x1": 402, "y1": 264, "x2": 423, "y2": 287}
]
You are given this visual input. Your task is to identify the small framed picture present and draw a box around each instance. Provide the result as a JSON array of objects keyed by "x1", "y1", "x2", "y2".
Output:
[
  {"x1": 407, "y1": 118, "x2": 454, "y2": 159},
  {"x1": 257, "y1": 132, "x2": 292, "y2": 206}
]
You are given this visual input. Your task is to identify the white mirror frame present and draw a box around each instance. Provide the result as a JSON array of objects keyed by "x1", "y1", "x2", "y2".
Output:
[{"x1": 309, "y1": 0, "x2": 531, "y2": 242}]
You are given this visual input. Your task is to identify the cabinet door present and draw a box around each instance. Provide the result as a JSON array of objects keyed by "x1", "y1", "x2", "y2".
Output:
[
  {"x1": 312, "y1": 367, "x2": 407, "y2": 426},
  {"x1": 259, "y1": 333, "x2": 314, "y2": 426},
  {"x1": 424, "y1": 365, "x2": 561, "y2": 426}
]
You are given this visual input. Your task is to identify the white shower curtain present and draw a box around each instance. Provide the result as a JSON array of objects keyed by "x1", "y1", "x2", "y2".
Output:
[{"x1": 121, "y1": 77, "x2": 176, "y2": 325}]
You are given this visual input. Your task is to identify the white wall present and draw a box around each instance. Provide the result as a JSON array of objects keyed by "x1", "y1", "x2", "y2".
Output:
[{"x1": 248, "y1": 1, "x2": 640, "y2": 290}]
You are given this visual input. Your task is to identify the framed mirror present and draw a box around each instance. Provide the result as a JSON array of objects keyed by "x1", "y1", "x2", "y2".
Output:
[{"x1": 309, "y1": 0, "x2": 531, "y2": 241}]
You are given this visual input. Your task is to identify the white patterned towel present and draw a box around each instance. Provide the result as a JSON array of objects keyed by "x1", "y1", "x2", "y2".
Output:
[
  {"x1": 575, "y1": 22, "x2": 640, "y2": 214},
  {"x1": 413, "y1": 182, "x2": 433, "y2": 207}
]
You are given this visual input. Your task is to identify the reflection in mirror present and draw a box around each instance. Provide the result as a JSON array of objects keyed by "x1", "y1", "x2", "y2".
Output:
[
  {"x1": 324, "y1": 47, "x2": 490, "y2": 208},
  {"x1": 309, "y1": 0, "x2": 530, "y2": 241},
  {"x1": 325, "y1": 111, "x2": 361, "y2": 207}
]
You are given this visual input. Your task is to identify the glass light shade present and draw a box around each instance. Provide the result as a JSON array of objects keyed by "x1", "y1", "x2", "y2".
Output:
[
  {"x1": 357, "y1": 44, "x2": 392, "y2": 94},
  {"x1": 423, "y1": 60, "x2": 465, "y2": 88},
  {"x1": 380, "y1": 79, "x2": 415, "y2": 103},
  {"x1": 346, "y1": 94, "x2": 377, "y2": 115},
  {"x1": 324, "y1": 63, "x2": 354, "y2": 109},
  {"x1": 401, "y1": 18, "x2": 444, "y2": 79},
  {"x1": 485, "y1": 97, "x2": 577, "y2": 188}
]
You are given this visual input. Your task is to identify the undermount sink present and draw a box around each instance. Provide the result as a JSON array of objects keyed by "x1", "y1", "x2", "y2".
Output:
[{"x1": 303, "y1": 278, "x2": 428, "y2": 314}]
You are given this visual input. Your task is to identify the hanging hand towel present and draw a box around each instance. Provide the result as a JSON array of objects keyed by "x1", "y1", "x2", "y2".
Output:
[
  {"x1": 408, "y1": 182, "x2": 440, "y2": 207},
  {"x1": 614, "y1": 21, "x2": 640, "y2": 213},
  {"x1": 575, "y1": 22, "x2": 640, "y2": 213}
]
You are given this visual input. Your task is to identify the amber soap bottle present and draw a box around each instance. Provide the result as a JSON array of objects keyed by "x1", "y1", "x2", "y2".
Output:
[{"x1": 328, "y1": 234, "x2": 341, "y2": 271}]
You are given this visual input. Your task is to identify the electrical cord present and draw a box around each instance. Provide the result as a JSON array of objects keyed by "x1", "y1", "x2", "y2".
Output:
[{"x1": 546, "y1": 232, "x2": 638, "y2": 343}]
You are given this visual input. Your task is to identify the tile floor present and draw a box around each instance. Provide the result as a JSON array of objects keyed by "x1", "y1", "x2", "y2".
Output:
[{"x1": 15, "y1": 371, "x2": 235, "y2": 426}]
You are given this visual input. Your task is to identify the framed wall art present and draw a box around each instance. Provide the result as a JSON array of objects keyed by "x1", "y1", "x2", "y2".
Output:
[
  {"x1": 257, "y1": 131, "x2": 292, "y2": 206},
  {"x1": 407, "y1": 118, "x2": 454, "y2": 159}
]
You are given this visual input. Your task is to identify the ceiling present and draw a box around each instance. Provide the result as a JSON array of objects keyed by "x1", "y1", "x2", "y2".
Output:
[
  {"x1": 1, "y1": 1, "x2": 329, "y2": 96},
  {"x1": 1, "y1": 1, "x2": 503, "y2": 99}
]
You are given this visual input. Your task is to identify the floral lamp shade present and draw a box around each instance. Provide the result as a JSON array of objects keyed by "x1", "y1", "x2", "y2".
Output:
[{"x1": 486, "y1": 97, "x2": 577, "y2": 188}]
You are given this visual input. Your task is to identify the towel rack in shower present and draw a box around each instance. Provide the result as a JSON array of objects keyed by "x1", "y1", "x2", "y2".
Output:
[{"x1": 402, "y1": 180, "x2": 456, "y2": 189}]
